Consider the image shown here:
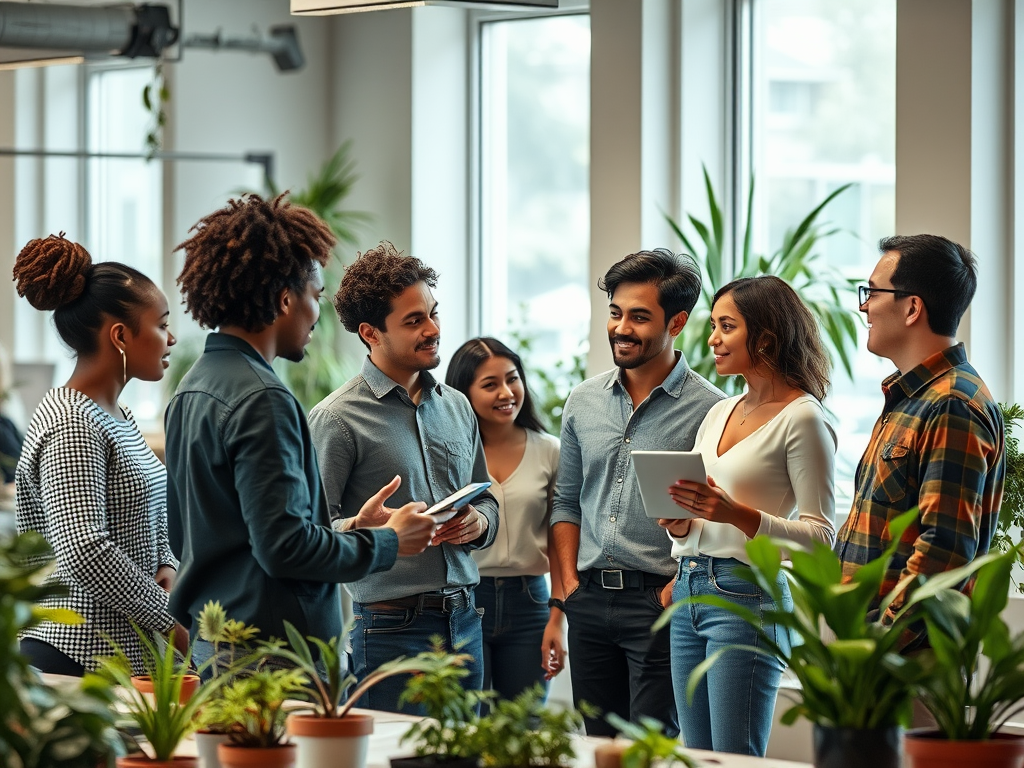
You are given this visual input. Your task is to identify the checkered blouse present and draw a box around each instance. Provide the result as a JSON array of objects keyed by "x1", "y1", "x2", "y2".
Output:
[{"x1": 15, "y1": 388, "x2": 177, "y2": 673}]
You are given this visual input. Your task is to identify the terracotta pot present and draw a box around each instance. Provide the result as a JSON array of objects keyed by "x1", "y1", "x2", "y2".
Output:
[
  {"x1": 195, "y1": 729, "x2": 232, "y2": 768},
  {"x1": 288, "y1": 713, "x2": 373, "y2": 768},
  {"x1": 217, "y1": 744, "x2": 297, "y2": 768},
  {"x1": 903, "y1": 730, "x2": 1024, "y2": 768},
  {"x1": 813, "y1": 724, "x2": 901, "y2": 768},
  {"x1": 116, "y1": 757, "x2": 199, "y2": 768},
  {"x1": 131, "y1": 674, "x2": 201, "y2": 704}
]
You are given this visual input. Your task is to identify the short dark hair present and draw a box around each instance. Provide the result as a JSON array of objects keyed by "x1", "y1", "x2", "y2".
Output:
[
  {"x1": 713, "y1": 275, "x2": 831, "y2": 401},
  {"x1": 880, "y1": 234, "x2": 977, "y2": 336},
  {"x1": 175, "y1": 194, "x2": 335, "y2": 331},
  {"x1": 334, "y1": 241, "x2": 438, "y2": 349},
  {"x1": 445, "y1": 337, "x2": 547, "y2": 434},
  {"x1": 598, "y1": 248, "x2": 702, "y2": 323},
  {"x1": 13, "y1": 233, "x2": 156, "y2": 356}
]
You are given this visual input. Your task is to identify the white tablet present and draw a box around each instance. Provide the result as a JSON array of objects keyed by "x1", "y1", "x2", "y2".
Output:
[
  {"x1": 631, "y1": 450, "x2": 708, "y2": 520},
  {"x1": 424, "y1": 481, "x2": 493, "y2": 522}
]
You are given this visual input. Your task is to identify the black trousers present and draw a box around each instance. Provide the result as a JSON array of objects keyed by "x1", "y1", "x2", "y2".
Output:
[
  {"x1": 563, "y1": 570, "x2": 677, "y2": 737},
  {"x1": 20, "y1": 638, "x2": 86, "y2": 677}
]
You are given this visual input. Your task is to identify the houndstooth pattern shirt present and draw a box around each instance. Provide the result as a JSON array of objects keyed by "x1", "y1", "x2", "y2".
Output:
[{"x1": 15, "y1": 388, "x2": 177, "y2": 673}]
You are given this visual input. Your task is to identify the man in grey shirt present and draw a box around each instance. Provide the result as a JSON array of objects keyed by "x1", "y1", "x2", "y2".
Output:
[
  {"x1": 309, "y1": 241, "x2": 498, "y2": 714},
  {"x1": 550, "y1": 249, "x2": 724, "y2": 736}
]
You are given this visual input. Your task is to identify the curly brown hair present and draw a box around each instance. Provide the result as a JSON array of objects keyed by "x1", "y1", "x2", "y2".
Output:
[
  {"x1": 175, "y1": 194, "x2": 335, "y2": 331},
  {"x1": 334, "y1": 241, "x2": 438, "y2": 348},
  {"x1": 13, "y1": 233, "x2": 155, "y2": 356}
]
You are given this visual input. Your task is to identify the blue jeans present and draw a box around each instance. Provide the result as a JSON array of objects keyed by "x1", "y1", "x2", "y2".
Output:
[
  {"x1": 475, "y1": 575, "x2": 550, "y2": 701},
  {"x1": 351, "y1": 589, "x2": 484, "y2": 715},
  {"x1": 670, "y1": 556, "x2": 791, "y2": 756}
]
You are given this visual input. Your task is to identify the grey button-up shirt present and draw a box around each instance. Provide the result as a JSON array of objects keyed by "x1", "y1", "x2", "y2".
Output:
[
  {"x1": 551, "y1": 352, "x2": 724, "y2": 576},
  {"x1": 308, "y1": 357, "x2": 498, "y2": 604}
]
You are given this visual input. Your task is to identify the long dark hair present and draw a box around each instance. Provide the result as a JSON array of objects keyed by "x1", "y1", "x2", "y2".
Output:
[
  {"x1": 713, "y1": 276, "x2": 831, "y2": 401},
  {"x1": 446, "y1": 337, "x2": 547, "y2": 434}
]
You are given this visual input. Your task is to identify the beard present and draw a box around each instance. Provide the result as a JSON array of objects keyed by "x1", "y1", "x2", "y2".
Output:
[{"x1": 609, "y1": 333, "x2": 662, "y2": 370}]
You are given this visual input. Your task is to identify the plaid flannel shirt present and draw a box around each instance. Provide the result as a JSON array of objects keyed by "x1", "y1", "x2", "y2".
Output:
[{"x1": 834, "y1": 344, "x2": 1005, "y2": 650}]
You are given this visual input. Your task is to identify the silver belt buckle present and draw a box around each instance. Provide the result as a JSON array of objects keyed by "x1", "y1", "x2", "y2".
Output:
[{"x1": 600, "y1": 569, "x2": 624, "y2": 589}]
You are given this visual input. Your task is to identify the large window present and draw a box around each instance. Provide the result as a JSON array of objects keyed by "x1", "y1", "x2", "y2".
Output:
[
  {"x1": 750, "y1": 0, "x2": 896, "y2": 507},
  {"x1": 478, "y1": 14, "x2": 591, "y2": 384}
]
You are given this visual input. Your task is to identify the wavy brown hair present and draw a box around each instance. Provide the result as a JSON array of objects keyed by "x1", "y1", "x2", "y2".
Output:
[
  {"x1": 713, "y1": 275, "x2": 831, "y2": 401},
  {"x1": 175, "y1": 194, "x2": 335, "y2": 331},
  {"x1": 334, "y1": 241, "x2": 438, "y2": 349},
  {"x1": 13, "y1": 233, "x2": 155, "y2": 356}
]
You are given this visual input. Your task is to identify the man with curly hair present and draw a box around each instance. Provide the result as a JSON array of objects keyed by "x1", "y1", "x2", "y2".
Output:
[
  {"x1": 164, "y1": 196, "x2": 436, "y2": 659},
  {"x1": 308, "y1": 241, "x2": 498, "y2": 714}
]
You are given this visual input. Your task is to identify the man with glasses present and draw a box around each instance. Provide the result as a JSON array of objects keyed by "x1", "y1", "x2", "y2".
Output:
[{"x1": 835, "y1": 234, "x2": 1005, "y2": 655}]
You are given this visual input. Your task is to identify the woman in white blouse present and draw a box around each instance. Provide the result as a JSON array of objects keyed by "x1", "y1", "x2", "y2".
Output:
[
  {"x1": 447, "y1": 337, "x2": 565, "y2": 700},
  {"x1": 13, "y1": 233, "x2": 186, "y2": 675},
  {"x1": 660, "y1": 275, "x2": 836, "y2": 756}
]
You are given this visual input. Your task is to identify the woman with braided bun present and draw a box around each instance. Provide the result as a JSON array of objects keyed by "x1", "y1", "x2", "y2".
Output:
[{"x1": 12, "y1": 233, "x2": 187, "y2": 675}]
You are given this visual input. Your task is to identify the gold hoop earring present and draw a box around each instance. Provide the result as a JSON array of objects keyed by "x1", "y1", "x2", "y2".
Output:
[{"x1": 119, "y1": 347, "x2": 127, "y2": 385}]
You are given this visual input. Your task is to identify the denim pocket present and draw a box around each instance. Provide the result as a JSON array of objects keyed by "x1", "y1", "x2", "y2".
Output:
[
  {"x1": 709, "y1": 560, "x2": 761, "y2": 600},
  {"x1": 524, "y1": 577, "x2": 550, "y2": 606},
  {"x1": 365, "y1": 609, "x2": 416, "y2": 634}
]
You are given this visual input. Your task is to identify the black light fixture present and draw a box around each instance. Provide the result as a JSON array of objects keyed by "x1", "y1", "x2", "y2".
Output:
[{"x1": 291, "y1": 0, "x2": 557, "y2": 15}]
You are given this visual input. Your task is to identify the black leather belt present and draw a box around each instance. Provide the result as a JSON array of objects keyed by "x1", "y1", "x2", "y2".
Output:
[
  {"x1": 579, "y1": 568, "x2": 671, "y2": 591},
  {"x1": 361, "y1": 589, "x2": 470, "y2": 614}
]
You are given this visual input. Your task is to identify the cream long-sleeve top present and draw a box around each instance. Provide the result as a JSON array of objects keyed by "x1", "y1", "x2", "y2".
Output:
[
  {"x1": 669, "y1": 393, "x2": 837, "y2": 563},
  {"x1": 473, "y1": 429, "x2": 560, "y2": 578}
]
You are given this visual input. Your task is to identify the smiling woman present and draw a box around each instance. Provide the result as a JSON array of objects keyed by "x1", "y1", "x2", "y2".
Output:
[{"x1": 11, "y1": 232, "x2": 188, "y2": 675}]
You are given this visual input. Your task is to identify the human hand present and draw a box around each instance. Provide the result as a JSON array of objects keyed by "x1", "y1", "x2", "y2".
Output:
[
  {"x1": 562, "y1": 573, "x2": 581, "y2": 599},
  {"x1": 659, "y1": 578, "x2": 675, "y2": 609},
  {"x1": 432, "y1": 505, "x2": 487, "y2": 546},
  {"x1": 155, "y1": 565, "x2": 177, "y2": 592},
  {"x1": 667, "y1": 476, "x2": 736, "y2": 523},
  {"x1": 541, "y1": 615, "x2": 567, "y2": 680},
  {"x1": 169, "y1": 622, "x2": 190, "y2": 657},
  {"x1": 385, "y1": 502, "x2": 436, "y2": 556},
  {"x1": 353, "y1": 475, "x2": 404, "y2": 529},
  {"x1": 658, "y1": 517, "x2": 693, "y2": 538}
]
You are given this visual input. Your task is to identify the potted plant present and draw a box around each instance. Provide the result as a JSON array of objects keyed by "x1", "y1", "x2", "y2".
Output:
[
  {"x1": 654, "y1": 509, "x2": 923, "y2": 768},
  {"x1": 992, "y1": 402, "x2": 1024, "y2": 591},
  {"x1": 892, "y1": 543, "x2": 1024, "y2": 767},
  {"x1": 0, "y1": 531, "x2": 124, "y2": 767},
  {"x1": 467, "y1": 684, "x2": 594, "y2": 768},
  {"x1": 95, "y1": 625, "x2": 222, "y2": 767},
  {"x1": 269, "y1": 624, "x2": 465, "y2": 768},
  {"x1": 199, "y1": 664, "x2": 309, "y2": 768},
  {"x1": 192, "y1": 601, "x2": 265, "y2": 768},
  {"x1": 392, "y1": 639, "x2": 488, "y2": 768},
  {"x1": 595, "y1": 715, "x2": 697, "y2": 768}
]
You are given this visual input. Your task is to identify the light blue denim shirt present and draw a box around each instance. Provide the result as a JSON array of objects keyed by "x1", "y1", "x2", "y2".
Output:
[
  {"x1": 308, "y1": 357, "x2": 498, "y2": 604},
  {"x1": 551, "y1": 352, "x2": 724, "y2": 576}
]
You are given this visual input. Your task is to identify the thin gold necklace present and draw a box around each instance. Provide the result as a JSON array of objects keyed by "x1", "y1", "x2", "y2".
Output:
[{"x1": 739, "y1": 395, "x2": 779, "y2": 426}]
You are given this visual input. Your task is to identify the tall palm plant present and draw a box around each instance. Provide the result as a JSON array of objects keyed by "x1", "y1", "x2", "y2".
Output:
[{"x1": 668, "y1": 166, "x2": 861, "y2": 395}]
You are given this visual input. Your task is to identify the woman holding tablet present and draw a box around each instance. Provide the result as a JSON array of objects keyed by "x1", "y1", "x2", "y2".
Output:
[
  {"x1": 660, "y1": 276, "x2": 836, "y2": 756},
  {"x1": 447, "y1": 337, "x2": 565, "y2": 700}
]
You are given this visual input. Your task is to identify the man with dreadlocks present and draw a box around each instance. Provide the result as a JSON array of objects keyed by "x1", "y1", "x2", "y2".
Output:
[{"x1": 164, "y1": 195, "x2": 436, "y2": 661}]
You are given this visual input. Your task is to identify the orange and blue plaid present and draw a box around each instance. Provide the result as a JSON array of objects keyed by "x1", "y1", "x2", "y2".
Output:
[{"x1": 834, "y1": 343, "x2": 1005, "y2": 650}]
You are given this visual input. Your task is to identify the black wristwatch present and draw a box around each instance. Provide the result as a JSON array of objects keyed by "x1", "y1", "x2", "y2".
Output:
[{"x1": 548, "y1": 597, "x2": 565, "y2": 611}]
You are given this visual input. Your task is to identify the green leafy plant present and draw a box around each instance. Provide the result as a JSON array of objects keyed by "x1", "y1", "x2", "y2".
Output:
[
  {"x1": 197, "y1": 599, "x2": 263, "y2": 680},
  {"x1": 992, "y1": 402, "x2": 1024, "y2": 591},
  {"x1": 142, "y1": 62, "x2": 169, "y2": 157},
  {"x1": 891, "y1": 543, "x2": 1024, "y2": 740},
  {"x1": 604, "y1": 715, "x2": 697, "y2": 768},
  {"x1": 94, "y1": 627, "x2": 219, "y2": 761},
  {"x1": 398, "y1": 638, "x2": 489, "y2": 760},
  {"x1": 268, "y1": 623, "x2": 462, "y2": 719},
  {"x1": 654, "y1": 509, "x2": 921, "y2": 730},
  {"x1": 200, "y1": 665, "x2": 310, "y2": 748},
  {"x1": 507, "y1": 316, "x2": 588, "y2": 434},
  {"x1": 667, "y1": 166, "x2": 859, "y2": 395},
  {"x1": 0, "y1": 531, "x2": 123, "y2": 768},
  {"x1": 470, "y1": 684, "x2": 595, "y2": 768}
]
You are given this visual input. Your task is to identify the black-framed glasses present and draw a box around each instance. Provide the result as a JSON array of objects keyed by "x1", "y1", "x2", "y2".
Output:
[{"x1": 858, "y1": 285, "x2": 911, "y2": 305}]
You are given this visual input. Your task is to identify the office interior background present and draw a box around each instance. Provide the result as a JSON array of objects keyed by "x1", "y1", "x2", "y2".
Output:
[{"x1": 0, "y1": 0, "x2": 1022, "y2": 760}]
